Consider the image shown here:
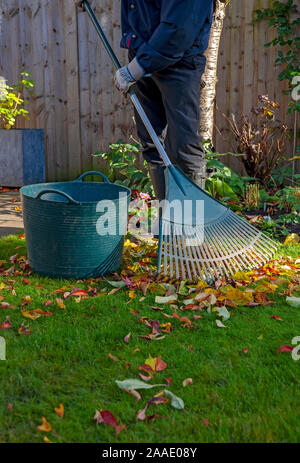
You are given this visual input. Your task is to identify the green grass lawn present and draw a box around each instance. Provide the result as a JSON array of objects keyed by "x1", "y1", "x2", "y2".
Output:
[{"x1": 0, "y1": 234, "x2": 299, "y2": 443}]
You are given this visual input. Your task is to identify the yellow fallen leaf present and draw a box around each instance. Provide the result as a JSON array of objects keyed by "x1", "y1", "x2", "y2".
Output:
[
  {"x1": 255, "y1": 281, "x2": 277, "y2": 293},
  {"x1": 284, "y1": 233, "x2": 299, "y2": 245},
  {"x1": 22, "y1": 310, "x2": 41, "y2": 321},
  {"x1": 128, "y1": 290, "x2": 136, "y2": 299},
  {"x1": 145, "y1": 355, "x2": 157, "y2": 372},
  {"x1": 37, "y1": 417, "x2": 52, "y2": 432},
  {"x1": 219, "y1": 286, "x2": 253, "y2": 305},
  {"x1": 43, "y1": 436, "x2": 52, "y2": 443},
  {"x1": 56, "y1": 298, "x2": 66, "y2": 309},
  {"x1": 232, "y1": 271, "x2": 252, "y2": 282},
  {"x1": 54, "y1": 403, "x2": 64, "y2": 418}
]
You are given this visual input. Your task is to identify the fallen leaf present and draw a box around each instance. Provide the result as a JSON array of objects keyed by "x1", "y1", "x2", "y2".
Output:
[
  {"x1": 203, "y1": 418, "x2": 210, "y2": 427},
  {"x1": 123, "y1": 388, "x2": 141, "y2": 402},
  {"x1": 216, "y1": 319, "x2": 227, "y2": 328},
  {"x1": 277, "y1": 345, "x2": 293, "y2": 354},
  {"x1": 155, "y1": 294, "x2": 178, "y2": 304},
  {"x1": 216, "y1": 306, "x2": 230, "y2": 321},
  {"x1": 94, "y1": 409, "x2": 126, "y2": 435},
  {"x1": 164, "y1": 389, "x2": 184, "y2": 410},
  {"x1": 18, "y1": 323, "x2": 32, "y2": 335},
  {"x1": 108, "y1": 353, "x2": 118, "y2": 362},
  {"x1": 45, "y1": 300, "x2": 53, "y2": 306},
  {"x1": 271, "y1": 315, "x2": 283, "y2": 321},
  {"x1": 56, "y1": 298, "x2": 66, "y2": 309},
  {"x1": 37, "y1": 417, "x2": 52, "y2": 432},
  {"x1": 43, "y1": 437, "x2": 52, "y2": 443},
  {"x1": 182, "y1": 378, "x2": 193, "y2": 387},
  {"x1": 22, "y1": 310, "x2": 41, "y2": 321},
  {"x1": 123, "y1": 333, "x2": 131, "y2": 344},
  {"x1": 155, "y1": 357, "x2": 167, "y2": 372},
  {"x1": 106, "y1": 280, "x2": 126, "y2": 288},
  {"x1": 0, "y1": 316, "x2": 12, "y2": 330},
  {"x1": 54, "y1": 403, "x2": 64, "y2": 418},
  {"x1": 286, "y1": 297, "x2": 300, "y2": 308},
  {"x1": 116, "y1": 379, "x2": 165, "y2": 390},
  {"x1": 7, "y1": 403, "x2": 13, "y2": 412},
  {"x1": 242, "y1": 347, "x2": 249, "y2": 354}
]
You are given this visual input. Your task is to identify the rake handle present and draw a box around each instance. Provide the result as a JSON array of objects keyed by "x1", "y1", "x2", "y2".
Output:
[{"x1": 77, "y1": 0, "x2": 172, "y2": 168}]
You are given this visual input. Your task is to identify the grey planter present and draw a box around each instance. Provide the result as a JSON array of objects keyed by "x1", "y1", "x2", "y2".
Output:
[{"x1": 0, "y1": 129, "x2": 45, "y2": 187}]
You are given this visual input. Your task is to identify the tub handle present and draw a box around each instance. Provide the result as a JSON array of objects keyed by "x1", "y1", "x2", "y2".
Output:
[
  {"x1": 75, "y1": 171, "x2": 110, "y2": 183},
  {"x1": 35, "y1": 189, "x2": 80, "y2": 205}
]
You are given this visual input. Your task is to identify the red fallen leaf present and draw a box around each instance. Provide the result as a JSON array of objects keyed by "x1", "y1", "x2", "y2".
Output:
[
  {"x1": 203, "y1": 418, "x2": 210, "y2": 427},
  {"x1": 7, "y1": 403, "x2": 13, "y2": 412},
  {"x1": 172, "y1": 310, "x2": 181, "y2": 320},
  {"x1": 32, "y1": 309, "x2": 54, "y2": 317},
  {"x1": 0, "y1": 302, "x2": 17, "y2": 310},
  {"x1": 22, "y1": 278, "x2": 29, "y2": 285},
  {"x1": 70, "y1": 289, "x2": 88, "y2": 297},
  {"x1": 164, "y1": 377, "x2": 172, "y2": 386},
  {"x1": 146, "y1": 414, "x2": 162, "y2": 421},
  {"x1": 0, "y1": 316, "x2": 12, "y2": 330},
  {"x1": 137, "y1": 395, "x2": 168, "y2": 421},
  {"x1": 9, "y1": 254, "x2": 18, "y2": 264},
  {"x1": 271, "y1": 315, "x2": 283, "y2": 321},
  {"x1": 123, "y1": 388, "x2": 141, "y2": 402},
  {"x1": 94, "y1": 409, "x2": 126, "y2": 435},
  {"x1": 123, "y1": 333, "x2": 131, "y2": 343},
  {"x1": 36, "y1": 286, "x2": 45, "y2": 290},
  {"x1": 139, "y1": 364, "x2": 154, "y2": 376},
  {"x1": 242, "y1": 347, "x2": 249, "y2": 354},
  {"x1": 45, "y1": 300, "x2": 54, "y2": 306},
  {"x1": 155, "y1": 357, "x2": 167, "y2": 372},
  {"x1": 193, "y1": 315, "x2": 203, "y2": 320},
  {"x1": 277, "y1": 345, "x2": 293, "y2": 354},
  {"x1": 18, "y1": 323, "x2": 32, "y2": 335}
]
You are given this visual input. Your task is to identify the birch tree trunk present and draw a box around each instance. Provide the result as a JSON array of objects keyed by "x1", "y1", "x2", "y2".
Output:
[{"x1": 199, "y1": 0, "x2": 230, "y2": 143}]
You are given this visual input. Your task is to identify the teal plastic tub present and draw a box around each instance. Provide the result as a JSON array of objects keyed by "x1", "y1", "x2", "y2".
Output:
[{"x1": 20, "y1": 171, "x2": 131, "y2": 279}]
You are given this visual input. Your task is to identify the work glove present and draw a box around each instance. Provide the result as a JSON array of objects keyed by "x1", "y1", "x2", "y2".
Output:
[{"x1": 114, "y1": 58, "x2": 145, "y2": 94}]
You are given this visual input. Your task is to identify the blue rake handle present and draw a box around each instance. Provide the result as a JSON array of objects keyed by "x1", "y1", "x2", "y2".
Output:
[{"x1": 77, "y1": 0, "x2": 172, "y2": 168}]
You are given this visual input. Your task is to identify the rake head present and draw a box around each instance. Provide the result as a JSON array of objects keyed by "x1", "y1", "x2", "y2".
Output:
[{"x1": 157, "y1": 166, "x2": 278, "y2": 282}]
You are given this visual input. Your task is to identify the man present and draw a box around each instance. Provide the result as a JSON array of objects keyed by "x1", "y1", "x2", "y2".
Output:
[{"x1": 114, "y1": 0, "x2": 214, "y2": 200}]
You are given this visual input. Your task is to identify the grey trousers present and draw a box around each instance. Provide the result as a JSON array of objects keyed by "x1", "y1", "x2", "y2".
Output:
[{"x1": 129, "y1": 50, "x2": 207, "y2": 176}]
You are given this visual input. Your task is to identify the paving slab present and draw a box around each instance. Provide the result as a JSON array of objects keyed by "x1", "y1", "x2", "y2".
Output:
[{"x1": 0, "y1": 191, "x2": 24, "y2": 238}]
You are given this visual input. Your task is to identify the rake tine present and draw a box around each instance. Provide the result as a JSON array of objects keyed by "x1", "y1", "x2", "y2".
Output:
[
  {"x1": 176, "y1": 225, "x2": 187, "y2": 280},
  {"x1": 205, "y1": 227, "x2": 231, "y2": 279},
  {"x1": 181, "y1": 231, "x2": 192, "y2": 281},
  {"x1": 226, "y1": 215, "x2": 275, "y2": 264},
  {"x1": 216, "y1": 220, "x2": 265, "y2": 269},
  {"x1": 184, "y1": 227, "x2": 199, "y2": 280},
  {"x1": 209, "y1": 222, "x2": 242, "y2": 274}
]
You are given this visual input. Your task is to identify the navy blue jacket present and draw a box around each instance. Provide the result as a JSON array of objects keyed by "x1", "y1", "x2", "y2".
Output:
[{"x1": 121, "y1": 0, "x2": 214, "y2": 74}]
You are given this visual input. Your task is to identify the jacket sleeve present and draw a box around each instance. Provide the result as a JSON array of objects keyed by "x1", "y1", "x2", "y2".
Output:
[{"x1": 136, "y1": 0, "x2": 213, "y2": 74}]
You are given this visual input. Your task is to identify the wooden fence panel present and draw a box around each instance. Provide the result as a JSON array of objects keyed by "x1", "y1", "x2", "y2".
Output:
[{"x1": 0, "y1": 0, "x2": 298, "y2": 180}]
